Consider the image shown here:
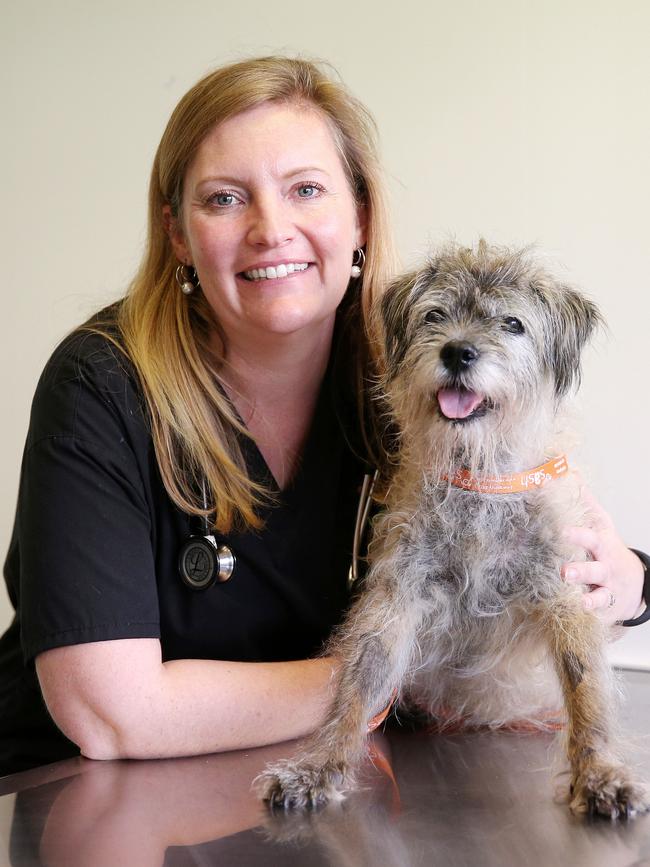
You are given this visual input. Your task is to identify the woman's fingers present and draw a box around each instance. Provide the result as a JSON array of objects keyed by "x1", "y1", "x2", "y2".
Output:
[
  {"x1": 563, "y1": 525, "x2": 602, "y2": 560},
  {"x1": 562, "y1": 559, "x2": 607, "y2": 587},
  {"x1": 580, "y1": 584, "x2": 616, "y2": 613}
]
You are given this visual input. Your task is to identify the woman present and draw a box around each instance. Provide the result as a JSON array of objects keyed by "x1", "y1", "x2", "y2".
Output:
[{"x1": 0, "y1": 56, "x2": 646, "y2": 777}]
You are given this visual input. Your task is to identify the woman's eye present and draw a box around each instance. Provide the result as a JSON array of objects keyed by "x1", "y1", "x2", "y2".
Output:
[
  {"x1": 502, "y1": 316, "x2": 525, "y2": 334},
  {"x1": 296, "y1": 184, "x2": 322, "y2": 198},
  {"x1": 214, "y1": 193, "x2": 236, "y2": 207},
  {"x1": 205, "y1": 191, "x2": 239, "y2": 208},
  {"x1": 425, "y1": 308, "x2": 446, "y2": 324}
]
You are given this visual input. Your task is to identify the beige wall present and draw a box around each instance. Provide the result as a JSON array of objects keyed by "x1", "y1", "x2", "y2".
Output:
[{"x1": 2, "y1": 0, "x2": 649, "y2": 667}]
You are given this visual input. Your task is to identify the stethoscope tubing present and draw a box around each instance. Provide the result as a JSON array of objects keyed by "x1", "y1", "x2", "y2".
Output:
[
  {"x1": 180, "y1": 470, "x2": 378, "y2": 591},
  {"x1": 349, "y1": 469, "x2": 379, "y2": 587}
]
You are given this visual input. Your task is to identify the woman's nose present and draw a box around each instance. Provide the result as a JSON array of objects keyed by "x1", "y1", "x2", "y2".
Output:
[{"x1": 246, "y1": 196, "x2": 294, "y2": 248}]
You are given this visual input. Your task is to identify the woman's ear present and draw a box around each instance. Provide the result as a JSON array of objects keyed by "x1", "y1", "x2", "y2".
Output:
[
  {"x1": 355, "y1": 202, "x2": 368, "y2": 249},
  {"x1": 162, "y1": 204, "x2": 191, "y2": 264}
]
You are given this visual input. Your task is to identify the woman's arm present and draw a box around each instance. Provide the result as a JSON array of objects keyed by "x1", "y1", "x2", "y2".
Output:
[{"x1": 36, "y1": 639, "x2": 339, "y2": 760}]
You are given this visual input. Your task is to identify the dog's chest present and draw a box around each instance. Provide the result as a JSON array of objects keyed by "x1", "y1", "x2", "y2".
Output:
[{"x1": 408, "y1": 489, "x2": 565, "y2": 602}]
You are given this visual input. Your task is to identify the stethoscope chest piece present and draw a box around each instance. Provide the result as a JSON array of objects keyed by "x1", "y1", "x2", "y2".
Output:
[{"x1": 178, "y1": 534, "x2": 236, "y2": 591}]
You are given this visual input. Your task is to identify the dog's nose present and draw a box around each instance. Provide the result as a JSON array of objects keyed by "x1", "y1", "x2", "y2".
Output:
[{"x1": 440, "y1": 341, "x2": 479, "y2": 373}]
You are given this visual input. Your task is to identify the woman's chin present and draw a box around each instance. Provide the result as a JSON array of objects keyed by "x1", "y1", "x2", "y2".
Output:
[{"x1": 237, "y1": 302, "x2": 338, "y2": 342}]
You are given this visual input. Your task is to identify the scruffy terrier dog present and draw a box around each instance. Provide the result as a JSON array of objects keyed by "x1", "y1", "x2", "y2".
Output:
[{"x1": 259, "y1": 242, "x2": 648, "y2": 819}]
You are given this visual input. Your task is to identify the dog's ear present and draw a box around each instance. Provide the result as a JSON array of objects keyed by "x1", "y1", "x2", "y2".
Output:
[
  {"x1": 380, "y1": 269, "x2": 423, "y2": 379},
  {"x1": 531, "y1": 279, "x2": 602, "y2": 397}
]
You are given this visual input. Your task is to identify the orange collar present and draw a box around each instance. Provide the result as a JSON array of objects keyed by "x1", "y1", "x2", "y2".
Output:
[{"x1": 446, "y1": 455, "x2": 569, "y2": 494}]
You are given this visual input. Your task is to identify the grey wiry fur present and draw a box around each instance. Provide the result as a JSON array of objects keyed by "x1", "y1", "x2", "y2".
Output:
[{"x1": 257, "y1": 241, "x2": 648, "y2": 819}]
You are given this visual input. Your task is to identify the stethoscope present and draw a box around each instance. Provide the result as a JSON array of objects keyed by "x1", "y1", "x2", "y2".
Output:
[
  {"x1": 177, "y1": 480, "x2": 236, "y2": 590},
  {"x1": 177, "y1": 471, "x2": 378, "y2": 591}
]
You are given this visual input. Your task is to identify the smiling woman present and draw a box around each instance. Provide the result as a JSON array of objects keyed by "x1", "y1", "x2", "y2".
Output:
[
  {"x1": 167, "y1": 101, "x2": 366, "y2": 356},
  {"x1": 0, "y1": 56, "x2": 397, "y2": 775}
]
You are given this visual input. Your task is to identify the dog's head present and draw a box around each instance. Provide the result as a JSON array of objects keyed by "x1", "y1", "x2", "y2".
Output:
[{"x1": 379, "y1": 242, "x2": 601, "y2": 468}]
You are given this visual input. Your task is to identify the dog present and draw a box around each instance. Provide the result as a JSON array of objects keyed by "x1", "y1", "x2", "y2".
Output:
[{"x1": 258, "y1": 241, "x2": 648, "y2": 819}]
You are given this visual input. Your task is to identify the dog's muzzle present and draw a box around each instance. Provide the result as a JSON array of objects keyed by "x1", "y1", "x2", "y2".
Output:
[{"x1": 437, "y1": 341, "x2": 486, "y2": 422}]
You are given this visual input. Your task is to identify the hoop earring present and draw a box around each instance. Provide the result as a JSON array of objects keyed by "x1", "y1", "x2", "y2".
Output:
[
  {"x1": 350, "y1": 248, "x2": 366, "y2": 279},
  {"x1": 175, "y1": 264, "x2": 200, "y2": 295}
]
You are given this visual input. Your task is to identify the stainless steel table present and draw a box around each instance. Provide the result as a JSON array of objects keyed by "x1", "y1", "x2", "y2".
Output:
[{"x1": 1, "y1": 670, "x2": 650, "y2": 866}]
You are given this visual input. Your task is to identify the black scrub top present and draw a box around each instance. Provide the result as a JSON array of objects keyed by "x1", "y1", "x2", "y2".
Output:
[{"x1": 0, "y1": 324, "x2": 366, "y2": 776}]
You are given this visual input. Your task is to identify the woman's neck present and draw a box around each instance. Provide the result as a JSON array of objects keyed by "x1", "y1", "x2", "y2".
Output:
[
  {"x1": 220, "y1": 321, "x2": 334, "y2": 414},
  {"x1": 216, "y1": 321, "x2": 336, "y2": 488}
]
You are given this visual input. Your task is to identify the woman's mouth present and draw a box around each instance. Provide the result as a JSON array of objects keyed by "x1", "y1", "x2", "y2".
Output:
[{"x1": 241, "y1": 263, "x2": 310, "y2": 281}]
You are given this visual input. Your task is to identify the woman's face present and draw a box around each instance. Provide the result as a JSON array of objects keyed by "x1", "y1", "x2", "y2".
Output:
[{"x1": 167, "y1": 101, "x2": 366, "y2": 349}]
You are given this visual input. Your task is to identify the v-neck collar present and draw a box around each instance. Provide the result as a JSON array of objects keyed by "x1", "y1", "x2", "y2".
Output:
[{"x1": 236, "y1": 363, "x2": 341, "y2": 502}]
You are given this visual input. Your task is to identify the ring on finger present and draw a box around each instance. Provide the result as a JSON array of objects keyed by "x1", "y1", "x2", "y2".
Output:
[{"x1": 607, "y1": 591, "x2": 616, "y2": 609}]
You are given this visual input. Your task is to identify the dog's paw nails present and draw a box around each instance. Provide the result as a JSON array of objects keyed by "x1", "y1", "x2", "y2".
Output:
[
  {"x1": 570, "y1": 764, "x2": 650, "y2": 820},
  {"x1": 256, "y1": 760, "x2": 349, "y2": 812}
]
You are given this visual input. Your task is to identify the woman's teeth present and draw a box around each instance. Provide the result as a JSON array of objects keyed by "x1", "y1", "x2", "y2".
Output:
[{"x1": 243, "y1": 263, "x2": 309, "y2": 280}]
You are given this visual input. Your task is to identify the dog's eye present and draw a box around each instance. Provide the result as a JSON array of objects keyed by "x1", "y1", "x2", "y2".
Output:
[
  {"x1": 425, "y1": 308, "x2": 446, "y2": 324},
  {"x1": 502, "y1": 316, "x2": 524, "y2": 334}
]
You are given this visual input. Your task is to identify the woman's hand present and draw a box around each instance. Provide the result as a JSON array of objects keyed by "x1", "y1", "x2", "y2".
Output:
[{"x1": 561, "y1": 485, "x2": 646, "y2": 626}]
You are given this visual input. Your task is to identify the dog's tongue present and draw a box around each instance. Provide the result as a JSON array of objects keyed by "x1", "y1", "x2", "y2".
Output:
[{"x1": 437, "y1": 388, "x2": 484, "y2": 419}]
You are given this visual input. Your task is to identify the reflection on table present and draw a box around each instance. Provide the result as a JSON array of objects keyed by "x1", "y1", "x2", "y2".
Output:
[{"x1": 2, "y1": 670, "x2": 650, "y2": 867}]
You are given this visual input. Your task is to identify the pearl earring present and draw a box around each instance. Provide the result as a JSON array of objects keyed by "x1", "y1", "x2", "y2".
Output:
[
  {"x1": 175, "y1": 264, "x2": 199, "y2": 295},
  {"x1": 350, "y1": 248, "x2": 366, "y2": 278}
]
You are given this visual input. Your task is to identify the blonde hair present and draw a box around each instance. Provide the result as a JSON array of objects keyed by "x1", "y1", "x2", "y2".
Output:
[{"x1": 111, "y1": 56, "x2": 397, "y2": 532}]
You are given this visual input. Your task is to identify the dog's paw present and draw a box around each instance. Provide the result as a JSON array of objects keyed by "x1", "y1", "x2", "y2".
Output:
[
  {"x1": 570, "y1": 763, "x2": 650, "y2": 820},
  {"x1": 256, "y1": 759, "x2": 350, "y2": 812}
]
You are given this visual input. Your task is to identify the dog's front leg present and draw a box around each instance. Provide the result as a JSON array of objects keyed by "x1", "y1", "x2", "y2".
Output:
[
  {"x1": 544, "y1": 597, "x2": 648, "y2": 818},
  {"x1": 258, "y1": 578, "x2": 421, "y2": 811}
]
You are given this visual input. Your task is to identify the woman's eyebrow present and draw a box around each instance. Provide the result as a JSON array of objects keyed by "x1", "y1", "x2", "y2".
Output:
[
  {"x1": 193, "y1": 166, "x2": 331, "y2": 192},
  {"x1": 281, "y1": 166, "x2": 329, "y2": 178},
  {"x1": 193, "y1": 174, "x2": 241, "y2": 188}
]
